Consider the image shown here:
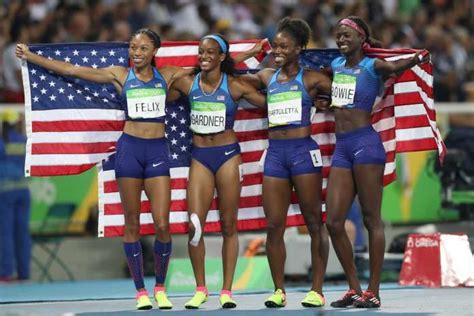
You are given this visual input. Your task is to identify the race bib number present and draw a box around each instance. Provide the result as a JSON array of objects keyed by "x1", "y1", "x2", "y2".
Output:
[
  {"x1": 267, "y1": 91, "x2": 302, "y2": 127},
  {"x1": 190, "y1": 101, "x2": 226, "y2": 134},
  {"x1": 309, "y1": 149, "x2": 323, "y2": 167},
  {"x1": 126, "y1": 88, "x2": 166, "y2": 119},
  {"x1": 331, "y1": 73, "x2": 356, "y2": 107}
]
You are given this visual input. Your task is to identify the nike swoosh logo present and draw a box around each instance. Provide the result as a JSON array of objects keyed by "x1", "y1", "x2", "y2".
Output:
[
  {"x1": 153, "y1": 162, "x2": 164, "y2": 167},
  {"x1": 269, "y1": 88, "x2": 278, "y2": 93},
  {"x1": 162, "y1": 252, "x2": 170, "y2": 256},
  {"x1": 130, "y1": 84, "x2": 140, "y2": 88},
  {"x1": 193, "y1": 95, "x2": 203, "y2": 100},
  {"x1": 225, "y1": 150, "x2": 236, "y2": 156},
  {"x1": 133, "y1": 252, "x2": 140, "y2": 257},
  {"x1": 354, "y1": 149, "x2": 364, "y2": 156},
  {"x1": 293, "y1": 160, "x2": 304, "y2": 166}
]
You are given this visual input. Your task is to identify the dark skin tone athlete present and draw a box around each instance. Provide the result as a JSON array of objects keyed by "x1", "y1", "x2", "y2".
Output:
[
  {"x1": 16, "y1": 34, "x2": 194, "y2": 292},
  {"x1": 326, "y1": 23, "x2": 429, "y2": 298},
  {"x1": 169, "y1": 38, "x2": 265, "y2": 292},
  {"x1": 242, "y1": 31, "x2": 332, "y2": 296}
]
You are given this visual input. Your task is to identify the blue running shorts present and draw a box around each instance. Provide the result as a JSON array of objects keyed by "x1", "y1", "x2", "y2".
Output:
[
  {"x1": 264, "y1": 137, "x2": 322, "y2": 179},
  {"x1": 331, "y1": 125, "x2": 386, "y2": 169},
  {"x1": 115, "y1": 133, "x2": 170, "y2": 179},
  {"x1": 191, "y1": 142, "x2": 241, "y2": 174}
]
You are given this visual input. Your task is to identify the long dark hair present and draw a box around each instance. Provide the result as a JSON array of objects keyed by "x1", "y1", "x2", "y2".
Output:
[
  {"x1": 195, "y1": 34, "x2": 235, "y2": 75},
  {"x1": 131, "y1": 28, "x2": 161, "y2": 66},
  {"x1": 277, "y1": 17, "x2": 311, "y2": 49},
  {"x1": 339, "y1": 16, "x2": 382, "y2": 48}
]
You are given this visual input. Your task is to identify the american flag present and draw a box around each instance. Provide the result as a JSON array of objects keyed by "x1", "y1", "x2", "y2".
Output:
[
  {"x1": 21, "y1": 42, "x2": 445, "y2": 237},
  {"x1": 22, "y1": 42, "x2": 129, "y2": 176}
]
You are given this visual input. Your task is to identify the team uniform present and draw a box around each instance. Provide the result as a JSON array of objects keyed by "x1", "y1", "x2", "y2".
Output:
[
  {"x1": 263, "y1": 67, "x2": 325, "y2": 309},
  {"x1": 330, "y1": 56, "x2": 386, "y2": 168},
  {"x1": 184, "y1": 71, "x2": 241, "y2": 309},
  {"x1": 264, "y1": 67, "x2": 323, "y2": 178},
  {"x1": 188, "y1": 72, "x2": 241, "y2": 173},
  {"x1": 115, "y1": 67, "x2": 173, "y2": 310},
  {"x1": 115, "y1": 68, "x2": 170, "y2": 178}
]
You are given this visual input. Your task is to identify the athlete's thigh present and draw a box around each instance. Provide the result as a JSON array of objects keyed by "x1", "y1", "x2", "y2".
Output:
[
  {"x1": 326, "y1": 167, "x2": 356, "y2": 221},
  {"x1": 353, "y1": 164, "x2": 384, "y2": 216},
  {"x1": 262, "y1": 175, "x2": 292, "y2": 225},
  {"x1": 292, "y1": 172, "x2": 322, "y2": 220},
  {"x1": 187, "y1": 159, "x2": 216, "y2": 222},
  {"x1": 215, "y1": 154, "x2": 242, "y2": 214},
  {"x1": 144, "y1": 175, "x2": 171, "y2": 223},
  {"x1": 117, "y1": 177, "x2": 144, "y2": 216}
]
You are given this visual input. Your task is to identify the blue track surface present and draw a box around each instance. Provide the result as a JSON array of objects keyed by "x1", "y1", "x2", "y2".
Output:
[{"x1": 0, "y1": 279, "x2": 472, "y2": 316}]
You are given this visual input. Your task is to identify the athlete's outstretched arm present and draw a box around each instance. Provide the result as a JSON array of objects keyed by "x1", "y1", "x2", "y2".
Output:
[
  {"x1": 239, "y1": 68, "x2": 274, "y2": 91},
  {"x1": 16, "y1": 43, "x2": 125, "y2": 85},
  {"x1": 235, "y1": 40, "x2": 274, "y2": 90},
  {"x1": 375, "y1": 50, "x2": 429, "y2": 77}
]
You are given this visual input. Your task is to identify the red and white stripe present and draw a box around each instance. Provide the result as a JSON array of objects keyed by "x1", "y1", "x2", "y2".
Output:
[
  {"x1": 367, "y1": 49, "x2": 445, "y2": 184},
  {"x1": 156, "y1": 40, "x2": 270, "y2": 70}
]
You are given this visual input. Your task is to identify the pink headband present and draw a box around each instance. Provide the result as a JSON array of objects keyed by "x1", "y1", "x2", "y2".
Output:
[{"x1": 339, "y1": 18, "x2": 367, "y2": 38}]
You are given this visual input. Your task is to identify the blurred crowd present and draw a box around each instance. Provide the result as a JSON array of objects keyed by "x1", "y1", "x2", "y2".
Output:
[{"x1": 0, "y1": 0, "x2": 473, "y2": 103}]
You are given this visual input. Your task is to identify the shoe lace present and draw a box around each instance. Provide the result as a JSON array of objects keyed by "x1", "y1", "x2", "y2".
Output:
[
  {"x1": 362, "y1": 290, "x2": 375, "y2": 300},
  {"x1": 342, "y1": 289, "x2": 357, "y2": 300}
]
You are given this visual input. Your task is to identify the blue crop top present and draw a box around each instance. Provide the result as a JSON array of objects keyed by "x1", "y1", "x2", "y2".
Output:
[
  {"x1": 188, "y1": 73, "x2": 237, "y2": 134},
  {"x1": 120, "y1": 68, "x2": 168, "y2": 123},
  {"x1": 266, "y1": 67, "x2": 313, "y2": 130},
  {"x1": 330, "y1": 56, "x2": 382, "y2": 112}
]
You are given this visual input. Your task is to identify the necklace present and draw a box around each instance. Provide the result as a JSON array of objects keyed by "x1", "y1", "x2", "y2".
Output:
[{"x1": 199, "y1": 73, "x2": 223, "y2": 97}]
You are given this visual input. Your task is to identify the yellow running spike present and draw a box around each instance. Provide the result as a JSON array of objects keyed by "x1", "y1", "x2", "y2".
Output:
[{"x1": 184, "y1": 291, "x2": 208, "y2": 309}]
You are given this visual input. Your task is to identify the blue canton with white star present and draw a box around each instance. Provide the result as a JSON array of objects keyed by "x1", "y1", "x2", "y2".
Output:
[
  {"x1": 165, "y1": 97, "x2": 191, "y2": 168},
  {"x1": 27, "y1": 42, "x2": 129, "y2": 110}
]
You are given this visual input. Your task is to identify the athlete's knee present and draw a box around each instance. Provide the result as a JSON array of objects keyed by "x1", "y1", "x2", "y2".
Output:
[
  {"x1": 220, "y1": 219, "x2": 237, "y2": 238},
  {"x1": 325, "y1": 216, "x2": 345, "y2": 235},
  {"x1": 362, "y1": 212, "x2": 384, "y2": 231},
  {"x1": 154, "y1": 221, "x2": 170, "y2": 237},
  {"x1": 124, "y1": 224, "x2": 140, "y2": 238},
  {"x1": 301, "y1": 208, "x2": 323, "y2": 236},
  {"x1": 188, "y1": 213, "x2": 202, "y2": 246},
  {"x1": 305, "y1": 221, "x2": 322, "y2": 236},
  {"x1": 123, "y1": 213, "x2": 141, "y2": 235},
  {"x1": 266, "y1": 219, "x2": 286, "y2": 237}
]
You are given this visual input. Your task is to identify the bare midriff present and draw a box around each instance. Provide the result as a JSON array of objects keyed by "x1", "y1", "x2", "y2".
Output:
[{"x1": 123, "y1": 120, "x2": 166, "y2": 138}]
